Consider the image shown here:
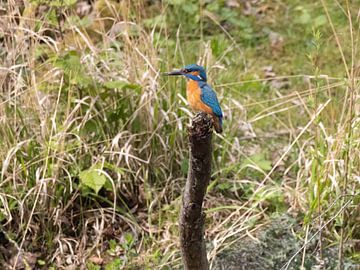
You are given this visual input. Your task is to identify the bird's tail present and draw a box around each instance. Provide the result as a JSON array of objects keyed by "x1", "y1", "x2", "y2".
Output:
[{"x1": 213, "y1": 116, "x2": 223, "y2": 133}]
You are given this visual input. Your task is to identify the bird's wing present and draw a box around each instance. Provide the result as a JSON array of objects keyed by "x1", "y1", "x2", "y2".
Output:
[{"x1": 199, "y1": 82, "x2": 223, "y2": 117}]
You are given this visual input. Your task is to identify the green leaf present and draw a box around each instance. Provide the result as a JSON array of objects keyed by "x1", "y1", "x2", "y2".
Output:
[
  {"x1": 206, "y1": 2, "x2": 220, "y2": 12},
  {"x1": 104, "y1": 80, "x2": 127, "y2": 89},
  {"x1": 121, "y1": 232, "x2": 135, "y2": 250},
  {"x1": 297, "y1": 11, "x2": 311, "y2": 24},
  {"x1": 44, "y1": 9, "x2": 57, "y2": 26},
  {"x1": 37, "y1": 260, "x2": 46, "y2": 266},
  {"x1": 108, "y1": 239, "x2": 117, "y2": 251},
  {"x1": 63, "y1": 0, "x2": 77, "y2": 6},
  {"x1": 181, "y1": 159, "x2": 189, "y2": 175},
  {"x1": 86, "y1": 262, "x2": 101, "y2": 270},
  {"x1": 143, "y1": 15, "x2": 166, "y2": 28},
  {"x1": 104, "y1": 81, "x2": 141, "y2": 92},
  {"x1": 243, "y1": 153, "x2": 272, "y2": 171},
  {"x1": 105, "y1": 258, "x2": 123, "y2": 270},
  {"x1": 54, "y1": 50, "x2": 82, "y2": 75},
  {"x1": 31, "y1": 0, "x2": 77, "y2": 7},
  {"x1": 257, "y1": 159, "x2": 272, "y2": 171},
  {"x1": 182, "y1": 3, "x2": 198, "y2": 15},
  {"x1": 314, "y1": 15, "x2": 327, "y2": 27},
  {"x1": 164, "y1": 0, "x2": 184, "y2": 5},
  {"x1": 217, "y1": 182, "x2": 232, "y2": 191},
  {"x1": 66, "y1": 15, "x2": 92, "y2": 28},
  {"x1": 79, "y1": 167, "x2": 106, "y2": 194},
  {"x1": 124, "y1": 233, "x2": 134, "y2": 245},
  {"x1": 81, "y1": 120, "x2": 98, "y2": 135}
]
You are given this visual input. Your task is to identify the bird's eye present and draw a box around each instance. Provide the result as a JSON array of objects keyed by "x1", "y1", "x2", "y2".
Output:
[{"x1": 184, "y1": 69, "x2": 190, "y2": 73}]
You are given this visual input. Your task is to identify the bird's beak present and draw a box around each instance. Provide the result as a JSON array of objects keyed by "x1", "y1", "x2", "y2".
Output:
[{"x1": 162, "y1": 70, "x2": 184, "y2": 76}]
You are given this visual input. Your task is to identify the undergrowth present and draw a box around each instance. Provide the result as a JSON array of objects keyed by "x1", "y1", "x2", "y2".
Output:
[{"x1": 0, "y1": 0, "x2": 359, "y2": 269}]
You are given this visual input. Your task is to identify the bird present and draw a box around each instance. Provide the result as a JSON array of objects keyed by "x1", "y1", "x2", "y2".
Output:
[{"x1": 163, "y1": 64, "x2": 223, "y2": 133}]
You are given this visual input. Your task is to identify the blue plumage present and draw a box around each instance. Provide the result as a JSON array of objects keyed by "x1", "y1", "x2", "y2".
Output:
[
  {"x1": 198, "y1": 81, "x2": 223, "y2": 118},
  {"x1": 183, "y1": 64, "x2": 207, "y2": 82},
  {"x1": 163, "y1": 63, "x2": 223, "y2": 132}
]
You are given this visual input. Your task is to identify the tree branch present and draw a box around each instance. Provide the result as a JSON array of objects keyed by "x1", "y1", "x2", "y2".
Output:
[{"x1": 180, "y1": 112, "x2": 212, "y2": 270}]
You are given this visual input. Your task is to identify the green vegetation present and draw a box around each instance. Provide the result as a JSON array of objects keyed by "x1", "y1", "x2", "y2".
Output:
[{"x1": 0, "y1": 0, "x2": 359, "y2": 269}]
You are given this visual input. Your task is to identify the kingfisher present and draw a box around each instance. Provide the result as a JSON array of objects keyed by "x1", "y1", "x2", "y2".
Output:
[{"x1": 163, "y1": 64, "x2": 223, "y2": 133}]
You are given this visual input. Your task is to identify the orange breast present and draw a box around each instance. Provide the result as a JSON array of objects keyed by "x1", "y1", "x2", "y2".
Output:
[{"x1": 186, "y1": 80, "x2": 213, "y2": 114}]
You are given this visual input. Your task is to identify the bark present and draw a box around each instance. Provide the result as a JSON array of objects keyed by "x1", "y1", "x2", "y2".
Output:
[{"x1": 180, "y1": 112, "x2": 212, "y2": 270}]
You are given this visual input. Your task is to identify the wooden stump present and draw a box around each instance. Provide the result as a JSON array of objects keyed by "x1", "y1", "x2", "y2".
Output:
[{"x1": 179, "y1": 112, "x2": 212, "y2": 270}]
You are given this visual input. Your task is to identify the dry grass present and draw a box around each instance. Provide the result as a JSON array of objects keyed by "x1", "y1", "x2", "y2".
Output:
[{"x1": 0, "y1": 0, "x2": 359, "y2": 269}]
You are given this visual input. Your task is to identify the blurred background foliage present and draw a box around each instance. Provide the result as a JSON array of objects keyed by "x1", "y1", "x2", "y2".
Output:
[{"x1": 0, "y1": 0, "x2": 359, "y2": 269}]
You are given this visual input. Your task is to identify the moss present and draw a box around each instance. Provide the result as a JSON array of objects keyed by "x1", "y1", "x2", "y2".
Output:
[{"x1": 212, "y1": 215, "x2": 355, "y2": 270}]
